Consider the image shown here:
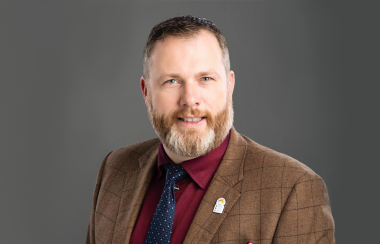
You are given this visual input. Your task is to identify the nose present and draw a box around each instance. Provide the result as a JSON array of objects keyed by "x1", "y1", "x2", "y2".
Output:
[{"x1": 179, "y1": 82, "x2": 201, "y2": 108}]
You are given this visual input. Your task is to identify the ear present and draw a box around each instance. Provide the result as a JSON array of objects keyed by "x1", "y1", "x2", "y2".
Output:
[
  {"x1": 228, "y1": 70, "x2": 235, "y2": 95},
  {"x1": 140, "y1": 76, "x2": 148, "y2": 101}
]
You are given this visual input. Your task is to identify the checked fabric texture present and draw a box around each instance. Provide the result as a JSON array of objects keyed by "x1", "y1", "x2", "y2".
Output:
[
  {"x1": 86, "y1": 127, "x2": 335, "y2": 244},
  {"x1": 144, "y1": 164, "x2": 188, "y2": 244}
]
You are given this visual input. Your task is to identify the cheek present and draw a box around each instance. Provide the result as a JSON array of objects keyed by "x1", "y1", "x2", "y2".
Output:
[
  {"x1": 152, "y1": 92, "x2": 178, "y2": 112},
  {"x1": 207, "y1": 90, "x2": 228, "y2": 110}
]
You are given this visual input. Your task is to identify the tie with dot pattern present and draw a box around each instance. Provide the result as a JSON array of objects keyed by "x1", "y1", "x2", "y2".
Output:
[{"x1": 144, "y1": 163, "x2": 188, "y2": 244}]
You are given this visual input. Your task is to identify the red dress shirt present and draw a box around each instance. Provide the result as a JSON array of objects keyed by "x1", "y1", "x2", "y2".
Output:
[{"x1": 130, "y1": 131, "x2": 230, "y2": 244}]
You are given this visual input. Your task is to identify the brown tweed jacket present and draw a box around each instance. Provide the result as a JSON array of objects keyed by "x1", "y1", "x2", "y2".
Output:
[{"x1": 86, "y1": 128, "x2": 335, "y2": 244}]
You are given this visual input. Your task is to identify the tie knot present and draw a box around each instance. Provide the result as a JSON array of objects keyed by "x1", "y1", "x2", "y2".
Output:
[{"x1": 164, "y1": 164, "x2": 188, "y2": 184}]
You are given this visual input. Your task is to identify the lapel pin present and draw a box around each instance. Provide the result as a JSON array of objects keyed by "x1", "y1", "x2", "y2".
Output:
[
  {"x1": 246, "y1": 242, "x2": 256, "y2": 244},
  {"x1": 213, "y1": 198, "x2": 226, "y2": 214}
]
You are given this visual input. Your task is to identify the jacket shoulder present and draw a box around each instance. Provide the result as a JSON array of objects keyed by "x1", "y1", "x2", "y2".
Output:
[
  {"x1": 240, "y1": 134, "x2": 322, "y2": 186},
  {"x1": 238, "y1": 133, "x2": 335, "y2": 242},
  {"x1": 94, "y1": 138, "x2": 159, "y2": 194},
  {"x1": 105, "y1": 138, "x2": 160, "y2": 172}
]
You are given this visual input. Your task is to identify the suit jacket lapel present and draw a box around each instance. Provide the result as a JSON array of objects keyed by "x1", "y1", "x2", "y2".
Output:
[
  {"x1": 184, "y1": 128, "x2": 247, "y2": 244},
  {"x1": 112, "y1": 141, "x2": 159, "y2": 243}
]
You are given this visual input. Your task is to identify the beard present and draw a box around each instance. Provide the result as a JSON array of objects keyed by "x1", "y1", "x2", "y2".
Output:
[{"x1": 145, "y1": 94, "x2": 234, "y2": 157}]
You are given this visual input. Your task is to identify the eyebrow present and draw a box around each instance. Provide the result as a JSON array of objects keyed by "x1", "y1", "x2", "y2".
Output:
[
  {"x1": 197, "y1": 71, "x2": 220, "y2": 79},
  {"x1": 158, "y1": 73, "x2": 181, "y2": 82},
  {"x1": 158, "y1": 70, "x2": 220, "y2": 81}
]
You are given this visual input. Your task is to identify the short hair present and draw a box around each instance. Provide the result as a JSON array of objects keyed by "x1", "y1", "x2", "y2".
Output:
[{"x1": 143, "y1": 15, "x2": 230, "y2": 81}]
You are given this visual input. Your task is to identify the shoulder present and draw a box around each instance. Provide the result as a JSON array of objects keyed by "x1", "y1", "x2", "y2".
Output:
[
  {"x1": 236, "y1": 132, "x2": 335, "y2": 241},
  {"x1": 96, "y1": 138, "x2": 160, "y2": 184},
  {"x1": 105, "y1": 138, "x2": 160, "y2": 171},
  {"x1": 239, "y1": 133, "x2": 323, "y2": 187}
]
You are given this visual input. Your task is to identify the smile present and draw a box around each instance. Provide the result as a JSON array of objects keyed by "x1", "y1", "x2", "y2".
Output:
[{"x1": 178, "y1": 117, "x2": 204, "y2": 122}]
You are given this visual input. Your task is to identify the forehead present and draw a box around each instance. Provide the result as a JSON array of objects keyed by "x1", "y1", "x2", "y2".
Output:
[{"x1": 148, "y1": 30, "x2": 225, "y2": 76}]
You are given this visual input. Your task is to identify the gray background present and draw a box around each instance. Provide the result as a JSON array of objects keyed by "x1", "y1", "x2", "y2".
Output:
[{"x1": 1, "y1": 0, "x2": 379, "y2": 243}]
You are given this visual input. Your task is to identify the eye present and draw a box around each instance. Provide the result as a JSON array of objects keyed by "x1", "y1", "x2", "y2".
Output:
[
  {"x1": 166, "y1": 79, "x2": 177, "y2": 84},
  {"x1": 202, "y1": 77, "x2": 212, "y2": 81}
]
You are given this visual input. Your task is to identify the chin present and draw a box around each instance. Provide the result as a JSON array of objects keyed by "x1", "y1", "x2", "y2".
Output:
[{"x1": 175, "y1": 124, "x2": 208, "y2": 135}]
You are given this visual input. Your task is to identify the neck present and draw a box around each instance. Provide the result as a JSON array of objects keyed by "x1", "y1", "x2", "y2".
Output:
[{"x1": 162, "y1": 145, "x2": 197, "y2": 164}]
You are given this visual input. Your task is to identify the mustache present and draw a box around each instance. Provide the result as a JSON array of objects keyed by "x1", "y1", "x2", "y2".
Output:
[{"x1": 171, "y1": 108, "x2": 211, "y2": 118}]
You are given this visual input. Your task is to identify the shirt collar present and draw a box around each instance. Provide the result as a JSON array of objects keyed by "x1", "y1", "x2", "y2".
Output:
[{"x1": 157, "y1": 131, "x2": 231, "y2": 190}]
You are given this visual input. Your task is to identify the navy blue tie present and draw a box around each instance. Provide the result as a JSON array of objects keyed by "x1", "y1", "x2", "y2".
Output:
[{"x1": 144, "y1": 163, "x2": 188, "y2": 244}]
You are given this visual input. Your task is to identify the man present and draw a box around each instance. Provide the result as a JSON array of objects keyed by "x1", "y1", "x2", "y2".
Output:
[{"x1": 86, "y1": 16, "x2": 335, "y2": 244}]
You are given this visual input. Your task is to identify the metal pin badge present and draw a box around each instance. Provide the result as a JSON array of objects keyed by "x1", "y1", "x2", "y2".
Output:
[{"x1": 213, "y1": 198, "x2": 226, "y2": 214}]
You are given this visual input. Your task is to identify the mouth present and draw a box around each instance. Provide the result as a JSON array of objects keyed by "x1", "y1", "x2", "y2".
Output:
[
  {"x1": 178, "y1": 117, "x2": 205, "y2": 122},
  {"x1": 177, "y1": 117, "x2": 207, "y2": 128}
]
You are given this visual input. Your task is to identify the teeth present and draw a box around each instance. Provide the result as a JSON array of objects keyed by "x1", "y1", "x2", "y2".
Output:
[{"x1": 182, "y1": 117, "x2": 202, "y2": 122}]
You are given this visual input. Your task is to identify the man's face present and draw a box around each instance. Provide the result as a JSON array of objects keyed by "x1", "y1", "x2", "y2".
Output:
[{"x1": 141, "y1": 30, "x2": 235, "y2": 157}]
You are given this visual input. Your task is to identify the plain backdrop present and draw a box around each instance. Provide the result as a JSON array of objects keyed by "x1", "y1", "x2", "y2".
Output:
[{"x1": 1, "y1": 1, "x2": 379, "y2": 243}]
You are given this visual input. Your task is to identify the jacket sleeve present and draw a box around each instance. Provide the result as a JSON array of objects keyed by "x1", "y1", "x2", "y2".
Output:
[
  {"x1": 274, "y1": 172, "x2": 335, "y2": 244},
  {"x1": 86, "y1": 151, "x2": 112, "y2": 244}
]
